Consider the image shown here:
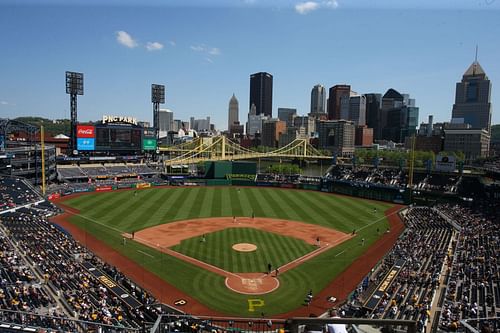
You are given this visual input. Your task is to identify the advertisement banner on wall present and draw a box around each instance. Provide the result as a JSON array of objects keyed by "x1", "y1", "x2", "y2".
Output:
[
  {"x1": 435, "y1": 155, "x2": 456, "y2": 172},
  {"x1": 76, "y1": 125, "x2": 95, "y2": 138},
  {"x1": 95, "y1": 186, "x2": 113, "y2": 192},
  {"x1": 47, "y1": 193, "x2": 61, "y2": 201},
  {"x1": 142, "y1": 138, "x2": 157, "y2": 150},
  {"x1": 136, "y1": 183, "x2": 151, "y2": 189},
  {"x1": 77, "y1": 138, "x2": 95, "y2": 151}
]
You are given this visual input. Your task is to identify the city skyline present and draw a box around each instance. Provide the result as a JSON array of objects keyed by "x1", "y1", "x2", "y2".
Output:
[{"x1": 0, "y1": 1, "x2": 499, "y2": 131}]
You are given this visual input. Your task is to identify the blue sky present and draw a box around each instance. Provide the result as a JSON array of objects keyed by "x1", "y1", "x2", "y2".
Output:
[{"x1": 0, "y1": 0, "x2": 499, "y2": 130}]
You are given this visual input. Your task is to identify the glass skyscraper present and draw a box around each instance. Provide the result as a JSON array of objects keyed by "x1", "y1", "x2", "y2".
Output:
[{"x1": 452, "y1": 61, "x2": 492, "y2": 133}]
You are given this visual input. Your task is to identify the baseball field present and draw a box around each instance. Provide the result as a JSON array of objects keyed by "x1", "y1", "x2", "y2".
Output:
[{"x1": 56, "y1": 186, "x2": 397, "y2": 316}]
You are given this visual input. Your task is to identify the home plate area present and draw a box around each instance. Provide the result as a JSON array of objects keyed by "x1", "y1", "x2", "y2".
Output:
[{"x1": 225, "y1": 273, "x2": 280, "y2": 295}]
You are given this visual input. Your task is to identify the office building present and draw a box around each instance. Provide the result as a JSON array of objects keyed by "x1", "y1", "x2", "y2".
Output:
[
  {"x1": 317, "y1": 119, "x2": 355, "y2": 156},
  {"x1": 159, "y1": 109, "x2": 174, "y2": 138},
  {"x1": 327, "y1": 85, "x2": 351, "y2": 120},
  {"x1": 247, "y1": 102, "x2": 268, "y2": 136},
  {"x1": 190, "y1": 116, "x2": 211, "y2": 132},
  {"x1": 293, "y1": 116, "x2": 316, "y2": 137},
  {"x1": 365, "y1": 93, "x2": 382, "y2": 140},
  {"x1": 348, "y1": 95, "x2": 367, "y2": 126},
  {"x1": 261, "y1": 119, "x2": 286, "y2": 147},
  {"x1": 452, "y1": 60, "x2": 492, "y2": 133},
  {"x1": 228, "y1": 94, "x2": 239, "y2": 131},
  {"x1": 405, "y1": 135, "x2": 443, "y2": 154},
  {"x1": 250, "y1": 72, "x2": 273, "y2": 117},
  {"x1": 278, "y1": 108, "x2": 297, "y2": 127},
  {"x1": 355, "y1": 126, "x2": 373, "y2": 147},
  {"x1": 380, "y1": 89, "x2": 419, "y2": 143},
  {"x1": 229, "y1": 122, "x2": 244, "y2": 137},
  {"x1": 444, "y1": 128, "x2": 490, "y2": 161},
  {"x1": 310, "y1": 84, "x2": 326, "y2": 116},
  {"x1": 137, "y1": 121, "x2": 151, "y2": 128}
]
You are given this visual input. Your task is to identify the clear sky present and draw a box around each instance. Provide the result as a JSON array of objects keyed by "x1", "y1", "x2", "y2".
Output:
[{"x1": 0, "y1": 0, "x2": 499, "y2": 130}]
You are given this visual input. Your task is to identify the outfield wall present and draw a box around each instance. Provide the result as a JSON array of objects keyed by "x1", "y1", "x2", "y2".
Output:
[{"x1": 49, "y1": 176, "x2": 410, "y2": 204}]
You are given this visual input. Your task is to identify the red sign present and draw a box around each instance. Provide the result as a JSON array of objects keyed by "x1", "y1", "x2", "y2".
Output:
[
  {"x1": 77, "y1": 125, "x2": 95, "y2": 138},
  {"x1": 96, "y1": 186, "x2": 112, "y2": 192},
  {"x1": 48, "y1": 193, "x2": 61, "y2": 201}
]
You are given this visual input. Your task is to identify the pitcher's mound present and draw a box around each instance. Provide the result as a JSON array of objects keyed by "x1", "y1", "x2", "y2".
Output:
[{"x1": 232, "y1": 243, "x2": 257, "y2": 252}]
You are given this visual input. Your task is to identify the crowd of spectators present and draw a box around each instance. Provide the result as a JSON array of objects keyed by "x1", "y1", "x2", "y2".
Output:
[
  {"x1": 335, "y1": 203, "x2": 499, "y2": 333},
  {"x1": 0, "y1": 177, "x2": 41, "y2": 211},
  {"x1": 57, "y1": 163, "x2": 159, "y2": 181},
  {"x1": 0, "y1": 178, "x2": 166, "y2": 330},
  {"x1": 325, "y1": 166, "x2": 408, "y2": 189},
  {"x1": 0, "y1": 206, "x2": 162, "y2": 330},
  {"x1": 256, "y1": 173, "x2": 321, "y2": 185},
  {"x1": 324, "y1": 166, "x2": 461, "y2": 194},
  {"x1": 338, "y1": 207, "x2": 454, "y2": 333},
  {"x1": 479, "y1": 156, "x2": 500, "y2": 174},
  {"x1": 435, "y1": 204, "x2": 499, "y2": 332}
]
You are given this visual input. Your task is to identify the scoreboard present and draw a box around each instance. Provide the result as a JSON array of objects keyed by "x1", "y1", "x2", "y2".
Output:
[{"x1": 95, "y1": 127, "x2": 142, "y2": 150}]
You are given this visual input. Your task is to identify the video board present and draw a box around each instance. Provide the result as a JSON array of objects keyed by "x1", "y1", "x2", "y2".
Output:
[{"x1": 95, "y1": 127, "x2": 142, "y2": 150}]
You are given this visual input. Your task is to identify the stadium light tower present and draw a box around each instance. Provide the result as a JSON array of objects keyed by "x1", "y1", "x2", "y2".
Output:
[
  {"x1": 151, "y1": 84, "x2": 165, "y2": 142},
  {"x1": 66, "y1": 71, "x2": 84, "y2": 154}
]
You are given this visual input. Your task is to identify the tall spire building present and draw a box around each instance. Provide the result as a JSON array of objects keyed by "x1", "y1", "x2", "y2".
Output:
[
  {"x1": 228, "y1": 94, "x2": 239, "y2": 130},
  {"x1": 451, "y1": 59, "x2": 492, "y2": 133}
]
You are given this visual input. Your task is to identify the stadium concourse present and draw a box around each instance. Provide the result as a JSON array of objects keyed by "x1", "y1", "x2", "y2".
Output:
[{"x1": 0, "y1": 174, "x2": 499, "y2": 332}]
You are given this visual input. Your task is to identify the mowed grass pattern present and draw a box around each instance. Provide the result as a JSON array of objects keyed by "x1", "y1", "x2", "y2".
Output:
[
  {"x1": 64, "y1": 186, "x2": 390, "y2": 233},
  {"x1": 171, "y1": 228, "x2": 316, "y2": 273},
  {"x1": 63, "y1": 187, "x2": 395, "y2": 316}
]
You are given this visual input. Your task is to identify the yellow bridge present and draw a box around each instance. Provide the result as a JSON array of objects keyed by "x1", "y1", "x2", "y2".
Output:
[{"x1": 159, "y1": 136, "x2": 332, "y2": 166}]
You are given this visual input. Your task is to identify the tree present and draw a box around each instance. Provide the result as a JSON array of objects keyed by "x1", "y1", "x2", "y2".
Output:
[{"x1": 266, "y1": 163, "x2": 302, "y2": 174}]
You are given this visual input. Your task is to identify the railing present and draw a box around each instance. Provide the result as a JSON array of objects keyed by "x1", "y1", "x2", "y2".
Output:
[
  {"x1": 150, "y1": 314, "x2": 286, "y2": 333},
  {"x1": 0, "y1": 309, "x2": 148, "y2": 333},
  {"x1": 149, "y1": 314, "x2": 418, "y2": 333}
]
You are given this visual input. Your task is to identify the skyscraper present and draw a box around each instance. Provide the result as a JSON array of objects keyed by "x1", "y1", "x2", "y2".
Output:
[
  {"x1": 261, "y1": 119, "x2": 286, "y2": 147},
  {"x1": 365, "y1": 93, "x2": 382, "y2": 139},
  {"x1": 327, "y1": 85, "x2": 351, "y2": 120},
  {"x1": 158, "y1": 109, "x2": 173, "y2": 138},
  {"x1": 451, "y1": 60, "x2": 492, "y2": 133},
  {"x1": 250, "y1": 72, "x2": 273, "y2": 117},
  {"x1": 228, "y1": 94, "x2": 239, "y2": 131},
  {"x1": 277, "y1": 108, "x2": 297, "y2": 127},
  {"x1": 349, "y1": 95, "x2": 367, "y2": 126},
  {"x1": 310, "y1": 84, "x2": 326, "y2": 116},
  {"x1": 381, "y1": 89, "x2": 419, "y2": 143}
]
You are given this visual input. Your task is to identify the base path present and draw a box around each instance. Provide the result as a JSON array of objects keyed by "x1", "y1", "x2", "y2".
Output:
[{"x1": 134, "y1": 217, "x2": 352, "y2": 294}]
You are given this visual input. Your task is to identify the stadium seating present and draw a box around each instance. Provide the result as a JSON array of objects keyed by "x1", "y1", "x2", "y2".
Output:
[
  {"x1": 0, "y1": 195, "x2": 162, "y2": 330},
  {"x1": 1, "y1": 173, "x2": 498, "y2": 332},
  {"x1": 0, "y1": 177, "x2": 42, "y2": 212}
]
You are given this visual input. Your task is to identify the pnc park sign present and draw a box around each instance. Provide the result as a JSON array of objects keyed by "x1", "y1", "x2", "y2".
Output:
[{"x1": 102, "y1": 115, "x2": 138, "y2": 126}]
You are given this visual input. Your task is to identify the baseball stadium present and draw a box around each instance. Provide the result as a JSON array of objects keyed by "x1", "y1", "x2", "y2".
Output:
[{"x1": 0, "y1": 83, "x2": 499, "y2": 333}]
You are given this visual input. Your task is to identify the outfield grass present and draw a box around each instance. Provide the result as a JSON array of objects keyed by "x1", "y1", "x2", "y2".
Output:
[
  {"x1": 171, "y1": 227, "x2": 316, "y2": 273},
  {"x1": 63, "y1": 186, "x2": 394, "y2": 316}
]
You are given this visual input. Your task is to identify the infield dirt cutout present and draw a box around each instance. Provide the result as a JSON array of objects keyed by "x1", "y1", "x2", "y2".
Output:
[{"x1": 132, "y1": 216, "x2": 352, "y2": 295}]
